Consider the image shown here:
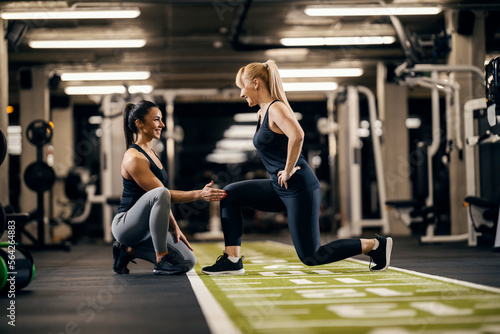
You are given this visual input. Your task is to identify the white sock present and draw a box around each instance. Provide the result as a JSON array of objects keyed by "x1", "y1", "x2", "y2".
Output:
[
  {"x1": 372, "y1": 239, "x2": 380, "y2": 251},
  {"x1": 227, "y1": 255, "x2": 240, "y2": 263}
]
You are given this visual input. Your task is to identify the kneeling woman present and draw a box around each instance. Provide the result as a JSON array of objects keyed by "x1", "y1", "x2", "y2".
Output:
[{"x1": 112, "y1": 101, "x2": 226, "y2": 275}]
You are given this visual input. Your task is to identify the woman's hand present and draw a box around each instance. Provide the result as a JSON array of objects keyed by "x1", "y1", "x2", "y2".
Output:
[
  {"x1": 277, "y1": 166, "x2": 301, "y2": 189},
  {"x1": 199, "y1": 180, "x2": 227, "y2": 201},
  {"x1": 172, "y1": 225, "x2": 193, "y2": 251}
]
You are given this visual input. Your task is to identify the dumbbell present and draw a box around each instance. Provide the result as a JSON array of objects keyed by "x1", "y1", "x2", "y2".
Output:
[{"x1": 0, "y1": 243, "x2": 36, "y2": 293}]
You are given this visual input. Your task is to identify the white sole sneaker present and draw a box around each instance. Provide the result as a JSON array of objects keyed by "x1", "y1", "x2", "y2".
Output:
[{"x1": 370, "y1": 237, "x2": 393, "y2": 272}]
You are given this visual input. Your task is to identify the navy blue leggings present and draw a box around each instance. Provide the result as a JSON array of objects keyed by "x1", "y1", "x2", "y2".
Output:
[{"x1": 221, "y1": 179, "x2": 362, "y2": 266}]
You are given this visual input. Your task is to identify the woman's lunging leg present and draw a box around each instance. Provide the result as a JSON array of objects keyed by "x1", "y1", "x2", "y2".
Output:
[
  {"x1": 283, "y1": 188, "x2": 362, "y2": 266},
  {"x1": 221, "y1": 179, "x2": 286, "y2": 249}
]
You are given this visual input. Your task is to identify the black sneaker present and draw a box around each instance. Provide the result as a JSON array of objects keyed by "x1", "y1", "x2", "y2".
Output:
[
  {"x1": 367, "y1": 235, "x2": 393, "y2": 272},
  {"x1": 153, "y1": 253, "x2": 190, "y2": 275},
  {"x1": 202, "y1": 253, "x2": 245, "y2": 275},
  {"x1": 112, "y1": 241, "x2": 136, "y2": 274}
]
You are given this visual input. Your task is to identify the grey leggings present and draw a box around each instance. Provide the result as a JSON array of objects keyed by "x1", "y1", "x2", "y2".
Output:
[{"x1": 112, "y1": 187, "x2": 196, "y2": 269}]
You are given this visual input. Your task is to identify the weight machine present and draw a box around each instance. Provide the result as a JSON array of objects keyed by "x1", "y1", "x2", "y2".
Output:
[
  {"x1": 462, "y1": 57, "x2": 500, "y2": 250},
  {"x1": 386, "y1": 62, "x2": 498, "y2": 246},
  {"x1": 335, "y1": 86, "x2": 390, "y2": 237}
]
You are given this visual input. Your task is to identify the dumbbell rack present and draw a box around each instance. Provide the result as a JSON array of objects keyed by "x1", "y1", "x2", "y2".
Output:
[
  {"x1": 22, "y1": 121, "x2": 69, "y2": 250},
  {"x1": 0, "y1": 128, "x2": 36, "y2": 294}
]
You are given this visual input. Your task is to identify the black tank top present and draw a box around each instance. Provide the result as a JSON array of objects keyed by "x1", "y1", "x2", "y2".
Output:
[
  {"x1": 253, "y1": 100, "x2": 320, "y2": 197},
  {"x1": 116, "y1": 144, "x2": 168, "y2": 214}
]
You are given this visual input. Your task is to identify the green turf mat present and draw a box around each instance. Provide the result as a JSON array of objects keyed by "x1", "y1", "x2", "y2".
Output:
[{"x1": 192, "y1": 241, "x2": 500, "y2": 334}]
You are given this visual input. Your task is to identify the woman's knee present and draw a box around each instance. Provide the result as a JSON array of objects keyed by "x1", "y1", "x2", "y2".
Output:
[
  {"x1": 184, "y1": 252, "x2": 197, "y2": 271},
  {"x1": 149, "y1": 186, "x2": 171, "y2": 203},
  {"x1": 297, "y1": 251, "x2": 322, "y2": 266}
]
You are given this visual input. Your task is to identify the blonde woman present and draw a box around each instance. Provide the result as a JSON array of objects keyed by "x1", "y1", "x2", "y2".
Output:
[{"x1": 202, "y1": 60, "x2": 392, "y2": 275}]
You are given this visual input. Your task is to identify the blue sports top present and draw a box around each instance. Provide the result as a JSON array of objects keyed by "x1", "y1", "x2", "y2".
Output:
[
  {"x1": 253, "y1": 100, "x2": 320, "y2": 197},
  {"x1": 116, "y1": 144, "x2": 168, "y2": 214}
]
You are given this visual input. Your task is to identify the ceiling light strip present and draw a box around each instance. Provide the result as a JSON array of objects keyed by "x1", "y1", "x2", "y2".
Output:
[
  {"x1": 0, "y1": 8, "x2": 141, "y2": 20},
  {"x1": 279, "y1": 68, "x2": 363, "y2": 78},
  {"x1": 64, "y1": 85, "x2": 153, "y2": 95},
  {"x1": 280, "y1": 36, "x2": 396, "y2": 47},
  {"x1": 29, "y1": 39, "x2": 146, "y2": 49},
  {"x1": 283, "y1": 82, "x2": 338, "y2": 92},
  {"x1": 305, "y1": 6, "x2": 442, "y2": 17},
  {"x1": 60, "y1": 71, "x2": 151, "y2": 81}
]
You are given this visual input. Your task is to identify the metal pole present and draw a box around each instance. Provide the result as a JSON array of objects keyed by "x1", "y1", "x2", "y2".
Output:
[{"x1": 164, "y1": 92, "x2": 176, "y2": 189}]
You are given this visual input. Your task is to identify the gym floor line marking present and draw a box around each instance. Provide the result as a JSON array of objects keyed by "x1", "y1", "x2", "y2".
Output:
[
  {"x1": 348, "y1": 258, "x2": 500, "y2": 294},
  {"x1": 219, "y1": 282, "x2": 442, "y2": 291},
  {"x1": 249, "y1": 315, "x2": 500, "y2": 330},
  {"x1": 186, "y1": 269, "x2": 242, "y2": 334},
  {"x1": 233, "y1": 294, "x2": 500, "y2": 307},
  {"x1": 191, "y1": 241, "x2": 500, "y2": 333}
]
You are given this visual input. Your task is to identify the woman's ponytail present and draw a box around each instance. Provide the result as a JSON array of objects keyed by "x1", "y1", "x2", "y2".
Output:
[
  {"x1": 123, "y1": 103, "x2": 136, "y2": 148},
  {"x1": 264, "y1": 59, "x2": 291, "y2": 111}
]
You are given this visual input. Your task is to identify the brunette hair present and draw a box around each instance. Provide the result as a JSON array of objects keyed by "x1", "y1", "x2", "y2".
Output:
[{"x1": 123, "y1": 100, "x2": 158, "y2": 148}]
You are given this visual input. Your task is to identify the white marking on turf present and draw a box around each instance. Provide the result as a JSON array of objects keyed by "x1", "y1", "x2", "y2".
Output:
[
  {"x1": 250, "y1": 259, "x2": 287, "y2": 264},
  {"x1": 366, "y1": 288, "x2": 413, "y2": 297},
  {"x1": 233, "y1": 294, "x2": 499, "y2": 307},
  {"x1": 215, "y1": 282, "x2": 262, "y2": 285},
  {"x1": 335, "y1": 278, "x2": 368, "y2": 284},
  {"x1": 226, "y1": 293, "x2": 282, "y2": 298},
  {"x1": 263, "y1": 264, "x2": 304, "y2": 269},
  {"x1": 250, "y1": 315, "x2": 500, "y2": 330},
  {"x1": 296, "y1": 288, "x2": 366, "y2": 299},
  {"x1": 221, "y1": 282, "x2": 439, "y2": 291},
  {"x1": 312, "y1": 270, "x2": 333, "y2": 275},
  {"x1": 259, "y1": 272, "x2": 278, "y2": 276},
  {"x1": 289, "y1": 279, "x2": 326, "y2": 285},
  {"x1": 186, "y1": 270, "x2": 241, "y2": 334},
  {"x1": 410, "y1": 302, "x2": 473, "y2": 316},
  {"x1": 348, "y1": 258, "x2": 500, "y2": 294},
  {"x1": 327, "y1": 303, "x2": 416, "y2": 318}
]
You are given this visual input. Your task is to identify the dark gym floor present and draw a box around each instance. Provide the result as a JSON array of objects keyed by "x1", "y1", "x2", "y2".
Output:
[{"x1": 0, "y1": 234, "x2": 499, "y2": 334}]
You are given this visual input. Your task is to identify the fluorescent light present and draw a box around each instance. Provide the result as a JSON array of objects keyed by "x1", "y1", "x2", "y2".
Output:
[
  {"x1": 216, "y1": 139, "x2": 255, "y2": 151},
  {"x1": 0, "y1": 8, "x2": 141, "y2": 20},
  {"x1": 279, "y1": 68, "x2": 363, "y2": 78},
  {"x1": 224, "y1": 125, "x2": 256, "y2": 139},
  {"x1": 65, "y1": 86, "x2": 126, "y2": 95},
  {"x1": 280, "y1": 36, "x2": 396, "y2": 46},
  {"x1": 283, "y1": 82, "x2": 338, "y2": 92},
  {"x1": 234, "y1": 113, "x2": 258, "y2": 122},
  {"x1": 206, "y1": 152, "x2": 247, "y2": 164},
  {"x1": 64, "y1": 85, "x2": 153, "y2": 95},
  {"x1": 61, "y1": 71, "x2": 150, "y2": 81},
  {"x1": 29, "y1": 39, "x2": 146, "y2": 49},
  {"x1": 406, "y1": 118, "x2": 422, "y2": 129},
  {"x1": 305, "y1": 6, "x2": 442, "y2": 16}
]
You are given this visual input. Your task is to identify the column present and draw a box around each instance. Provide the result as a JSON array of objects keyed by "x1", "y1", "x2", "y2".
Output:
[
  {"x1": 378, "y1": 70, "x2": 411, "y2": 236},
  {"x1": 0, "y1": 19, "x2": 9, "y2": 205},
  {"x1": 446, "y1": 10, "x2": 486, "y2": 235}
]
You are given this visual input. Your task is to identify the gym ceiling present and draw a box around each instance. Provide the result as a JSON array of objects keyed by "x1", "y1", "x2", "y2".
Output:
[{"x1": 3, "y1": 0, "x2": 500, "y2": 105}]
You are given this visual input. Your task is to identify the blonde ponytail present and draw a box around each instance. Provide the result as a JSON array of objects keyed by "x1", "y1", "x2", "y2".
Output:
[
  {"x1": 265, "y1": 60, "x2": 291, "y2": 111},
  {"x1": 236, "y1": 59, "x2": 293, "y2": 113}
]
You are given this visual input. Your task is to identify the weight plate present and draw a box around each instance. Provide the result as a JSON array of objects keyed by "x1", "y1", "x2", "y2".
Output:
[
  {"x1": 24, "y1": 161, "x2": 56, "y2": 192},
  {"x1": 0, "y1": 203, "x2": 5, "y2": 239},
  {"x1": 26, "y1": 120, "x2": 53, "y2": 146},
  {"x1": 0, "y1": 251, "x2": 7, "y2": 292},
  {"x1": 0, "y1": 128, "x2": 6, "y2": 166},
  {"x1": 0, "y1": 247, "x2": 35, "y2": 293}
]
